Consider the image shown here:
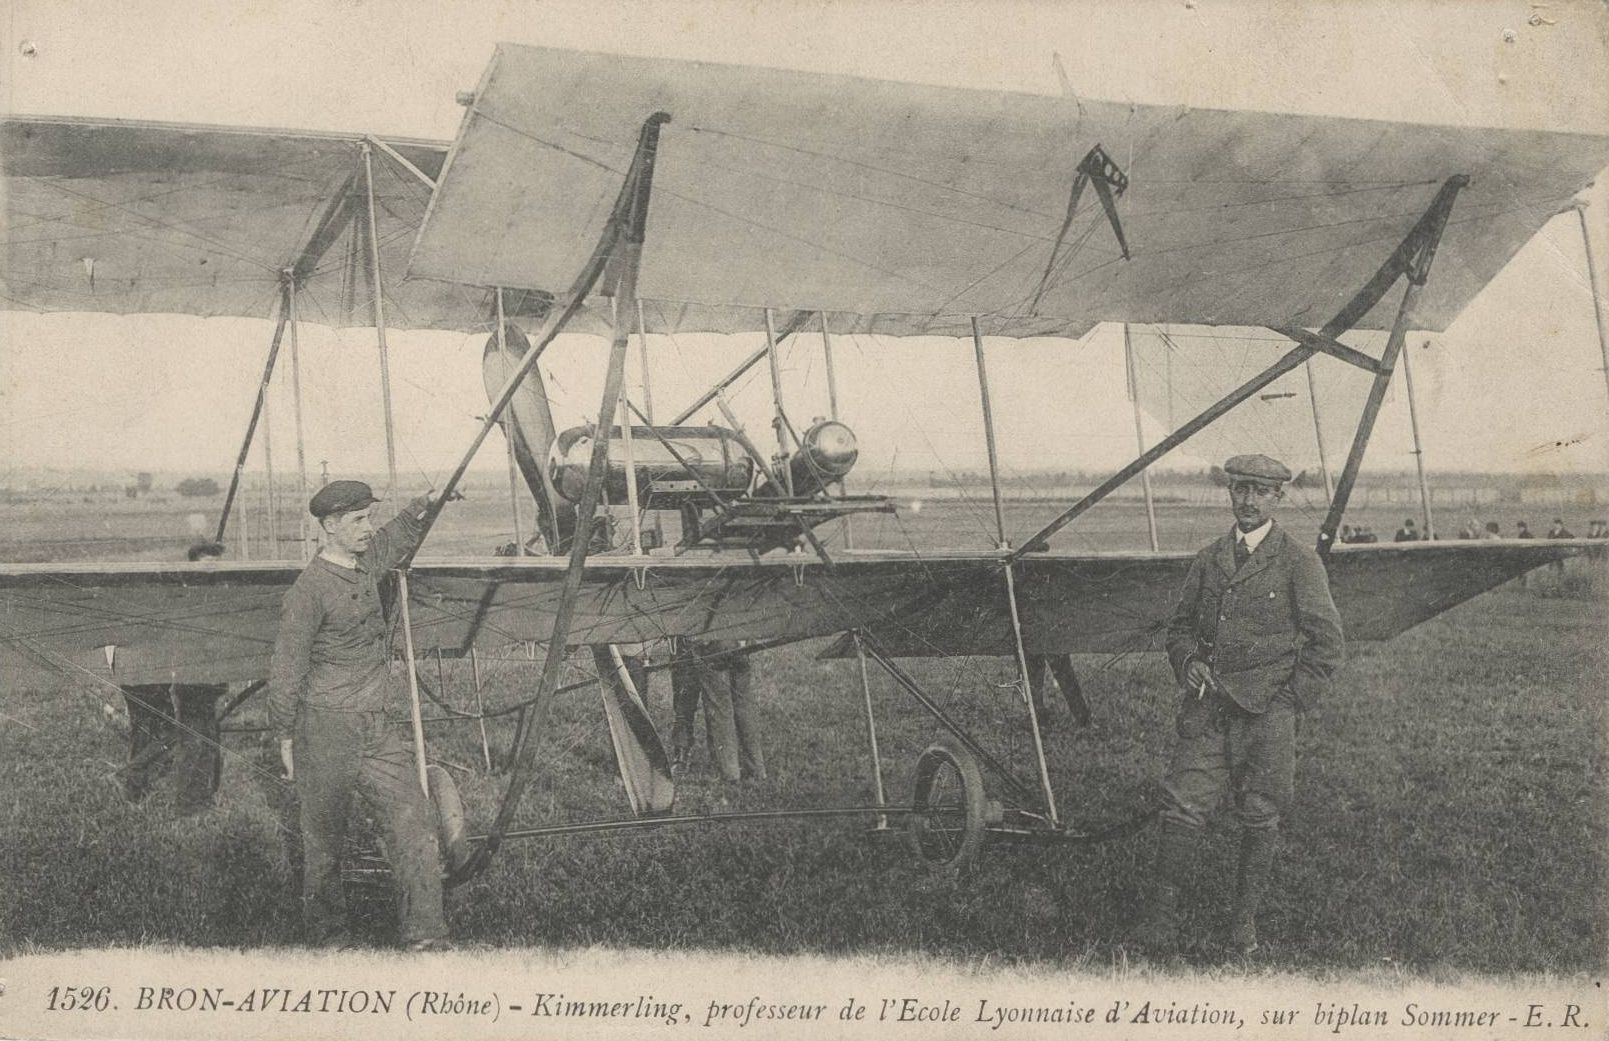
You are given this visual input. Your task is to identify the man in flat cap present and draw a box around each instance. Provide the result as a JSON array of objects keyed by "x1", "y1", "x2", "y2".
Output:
[
  {"x1": 268, "y1": 480, "x2": 450, "y2": 950},
  {"x1": 1135, "y1": 454, "x2": 1344, "y2": 955}
]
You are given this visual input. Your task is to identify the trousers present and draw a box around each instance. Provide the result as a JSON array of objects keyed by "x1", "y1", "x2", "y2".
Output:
[
  {"x1": 294, "y1": 707, "x2": 446, "y2": 943},
  {"x1": 1159, "y1": 688, "x2": 1295, "y2": 832},
  {"x1": 670, "y1": 639, "x2": 766, "y2": 781},
  {"x1": 122, "y1": 683, "x2": 224, "y2": 810},
  {"x1": 1025, "y1": 653, "x2": 1092, "y2": 725}
]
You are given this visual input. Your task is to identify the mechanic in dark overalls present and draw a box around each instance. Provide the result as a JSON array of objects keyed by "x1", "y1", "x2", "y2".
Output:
[{"x1": 268, "y1": 481, "x2": 449, "y2": 951}]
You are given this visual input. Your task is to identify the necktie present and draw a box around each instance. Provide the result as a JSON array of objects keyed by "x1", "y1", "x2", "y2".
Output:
[{"x1": 1234, "y1": 538, "x2": 1251, "y2": 568}]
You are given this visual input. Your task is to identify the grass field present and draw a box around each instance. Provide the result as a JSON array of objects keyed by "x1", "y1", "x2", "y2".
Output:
[{"x1": 2, "y1": 496, "x2": 1603, "y2": 972}]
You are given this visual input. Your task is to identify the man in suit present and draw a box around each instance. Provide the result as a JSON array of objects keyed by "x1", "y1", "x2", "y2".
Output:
[{"x1": 1134, "y1": 454, "x2": 1344, "y2": 955}]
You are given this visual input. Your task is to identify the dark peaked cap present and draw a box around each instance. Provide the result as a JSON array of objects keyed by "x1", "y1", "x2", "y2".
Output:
[
  {"x1": 309, "y1": 480, "x2": 380, "y2": 519},
  {"x1": 1223, "y1": 454, "x2": 1292, "y2": 487}
]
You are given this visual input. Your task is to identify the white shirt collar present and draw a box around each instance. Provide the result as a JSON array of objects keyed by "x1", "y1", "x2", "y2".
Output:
[
  {"x1": 1236, "y1": 519, "x2": 1274, "y2": 553},
  {"x1": 317, "y1": 547, "x2": 359, "y2": 571}
]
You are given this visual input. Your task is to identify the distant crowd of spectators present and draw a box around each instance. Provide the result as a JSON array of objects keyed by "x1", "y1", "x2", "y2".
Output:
[
  {"x1": 1452, "y1": 517, "x2": 1608, "y2": 540},
  {"x1": 1337, "y1": 517, "x2": 1609, "y2": 543}
]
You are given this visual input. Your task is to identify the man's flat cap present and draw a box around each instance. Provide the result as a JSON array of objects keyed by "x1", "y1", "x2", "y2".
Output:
[
  {"x1": 1223, "y1": 453, "x2": 1292, "y2": 486},
  {"x1": 309, "y1": 480, "x2": 379, "y2": 519}
]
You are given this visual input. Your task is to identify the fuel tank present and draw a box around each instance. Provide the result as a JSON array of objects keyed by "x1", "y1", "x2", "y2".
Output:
[{"x1": 549, "y1": 425, "x2": 754, "y2": 506}]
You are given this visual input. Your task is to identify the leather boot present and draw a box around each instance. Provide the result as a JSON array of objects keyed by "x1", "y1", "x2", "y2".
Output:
[
  {"x1": 1229, "y1": 829, "x2": 1278, "y2": 954},
  {"x1": 1133, "y1": 821, "x2": 1201, "y2": 951}
]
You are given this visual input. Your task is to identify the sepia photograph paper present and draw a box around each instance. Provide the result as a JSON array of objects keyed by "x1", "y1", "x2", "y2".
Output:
[{"x1": 1, "y1": 1, "x2": 1606, "y2": 1039}]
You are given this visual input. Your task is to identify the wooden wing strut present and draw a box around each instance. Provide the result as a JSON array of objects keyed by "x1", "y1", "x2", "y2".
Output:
[
  {"x1": 451, "y1": 111, "x2": 673, "y2": 884},
  {"x1": 1011, "y1": 175, "x2": 1469, "y2": 562}
]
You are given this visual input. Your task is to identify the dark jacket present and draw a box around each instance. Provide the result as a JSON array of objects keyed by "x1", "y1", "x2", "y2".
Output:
[
  {"x1": 1165, "y1": 522, "x2": 1345, "y2": 713},
  {"x1": 267, "y1": 496, "x2": 429, "y2": 739}
]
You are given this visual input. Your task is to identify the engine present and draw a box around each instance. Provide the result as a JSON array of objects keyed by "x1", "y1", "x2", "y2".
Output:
[
  {"x1": 549, "y1": 425, "x2": 754, "y2": 507},
  {"x1": 549, "y1": 419, "x2": 861, "y2": 505}
]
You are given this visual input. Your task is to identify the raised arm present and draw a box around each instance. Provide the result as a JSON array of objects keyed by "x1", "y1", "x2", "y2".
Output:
[{"x1": 367, "y1": 494, "x2": 434, "y2": 571}]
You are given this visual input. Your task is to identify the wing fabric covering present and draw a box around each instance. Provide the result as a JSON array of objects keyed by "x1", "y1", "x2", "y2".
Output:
[
  {"x1": 0, "y1": 543, "x2": 1581, "y2": 690},
  {"x1": 0, "y1": 116, "x2": 529, "y2": 331},
  {"x1": 837, "y1": 542, "x2": 1587, "y2": 657},
  {"x1": 1125, "y1": 323, "x2": 1380, "y2": 484},
  {"x1": 410, "y1": 44, "x2": 1609, "y2": 339}
]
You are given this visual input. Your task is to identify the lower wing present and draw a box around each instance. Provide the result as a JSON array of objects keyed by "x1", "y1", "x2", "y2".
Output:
[{"x1": 0, "y1": 542, "x2": 1588, "y2": 689}]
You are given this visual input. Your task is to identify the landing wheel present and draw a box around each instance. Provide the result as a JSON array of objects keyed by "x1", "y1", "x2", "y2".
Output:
[{"x1": 907, "y1": 740, "x2": 987, "y2": 872}]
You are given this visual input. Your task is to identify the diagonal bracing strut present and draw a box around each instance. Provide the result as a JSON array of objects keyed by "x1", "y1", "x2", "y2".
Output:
[
  {"x1": 1011, "y1": 175, "x2": 1468, "y2": 562},
  {"x1": 445, "y1": 111, "x2": 674, "y2": 883},
  {"x1": 1311, "y1": 176, "x2": 1470, "y2": 555}
]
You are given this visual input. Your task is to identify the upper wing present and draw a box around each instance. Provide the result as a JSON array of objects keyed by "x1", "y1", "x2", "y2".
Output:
[
  {"x1": 410, "y1": 44, "x2": 1609, "y2": 339},
  {"x1": 1, "y1": 115, "x2": 535, "y2": 331},
  {"x1": 0, "y1": 542, "x2": 1583, "y2": 690}
]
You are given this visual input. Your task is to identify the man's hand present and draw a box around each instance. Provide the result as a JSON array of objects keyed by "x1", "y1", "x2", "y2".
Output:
[
  {"x1": 279, "y1": 738, "x2": 294, "y2": 781},
  {"x1": 417, "y1": 488, "x2": 466, "y2": 521},
  {"x1": 1184, "y1": 658, "x2": 1218, "y2": 693}
]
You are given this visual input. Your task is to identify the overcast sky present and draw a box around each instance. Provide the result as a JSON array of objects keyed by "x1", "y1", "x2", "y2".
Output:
[{"x1": 3, "y1": 0, "x2": 1607, "y2": 491}]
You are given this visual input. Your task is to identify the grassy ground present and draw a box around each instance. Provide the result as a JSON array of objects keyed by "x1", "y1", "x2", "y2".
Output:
[{"x1": 2, "y1": 566, "x2": 1602, "y2": 972}]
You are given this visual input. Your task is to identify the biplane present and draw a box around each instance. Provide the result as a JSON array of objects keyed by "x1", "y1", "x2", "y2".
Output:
[{"x1": 4, "y1": 44, "x2": 1607, "y2": 881}]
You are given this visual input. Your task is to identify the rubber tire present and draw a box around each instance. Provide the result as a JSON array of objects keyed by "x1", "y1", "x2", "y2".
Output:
[
  {"x1": 907, "y1": 740, "x2": 988, "y2": 872},
  {"x1": 427, "y1": 764, "x2": 473, "y2": 881}
]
